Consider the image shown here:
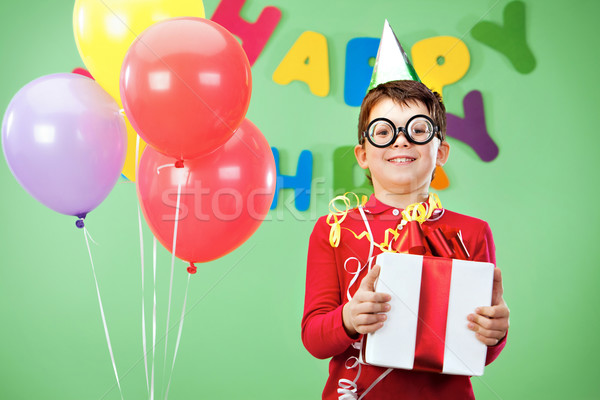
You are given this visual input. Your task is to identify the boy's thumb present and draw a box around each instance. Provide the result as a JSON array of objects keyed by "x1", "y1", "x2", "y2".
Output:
[{"x1": 359, "y1": 264, "x2": 380, "y2": 292}]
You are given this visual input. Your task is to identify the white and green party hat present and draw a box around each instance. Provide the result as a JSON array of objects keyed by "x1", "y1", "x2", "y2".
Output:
[{"x1": 367, "y1": 19, "x2": 420, "y2": 92}]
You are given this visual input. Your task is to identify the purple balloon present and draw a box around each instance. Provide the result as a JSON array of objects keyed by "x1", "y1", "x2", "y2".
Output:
[{"x1": 2, "y1": 73, "x2": 127, "y2": 217}]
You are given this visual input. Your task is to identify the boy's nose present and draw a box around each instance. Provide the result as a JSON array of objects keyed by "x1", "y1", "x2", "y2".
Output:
[{"x1": 392, "y1": 131, "x2": 410, "y2": 147}]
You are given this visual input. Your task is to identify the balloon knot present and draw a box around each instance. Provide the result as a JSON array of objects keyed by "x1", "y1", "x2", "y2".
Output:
[
  {"x1": 175, "y1": 160, "x2": 184, "y2": 168},
  {"x1": 187, "y1": 262, "x2": 197, "y2": 274},
  {"x1": 76, "y1": 218, "x2": 85, "y2": 229}
]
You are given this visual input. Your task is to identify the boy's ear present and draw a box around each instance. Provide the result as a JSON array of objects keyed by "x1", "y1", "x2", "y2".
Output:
[
  {"x1": 354, "y1": 144, "x2": 369, "y2": 169},
  {"x1": 436, "y1": 141, "x2": 450, "y2": 166}
]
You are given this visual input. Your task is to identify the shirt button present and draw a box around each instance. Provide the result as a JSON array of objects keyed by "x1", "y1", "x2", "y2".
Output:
[{"x1": 392, "y1": 209, "x2": 399, "y2": 216}]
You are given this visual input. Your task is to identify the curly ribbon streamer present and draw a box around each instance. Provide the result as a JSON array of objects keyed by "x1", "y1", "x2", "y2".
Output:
[
  {"x1": 327, "y1": 193, "x2": 368, "y2": 247},
  {"x1": 401, "y1": 193, "x2": 442, "y2": 224},
  {"x1": 327, "y1": 193, "x2": 443, "y2": 253}
]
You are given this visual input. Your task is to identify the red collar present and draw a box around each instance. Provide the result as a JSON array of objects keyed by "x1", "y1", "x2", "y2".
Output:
[
  {"x1": 362, "y1": 194, "x2": 399, "y2": 215},
  {"x1": 362, "y1": 194, "x2": 445, "y2": 221}
]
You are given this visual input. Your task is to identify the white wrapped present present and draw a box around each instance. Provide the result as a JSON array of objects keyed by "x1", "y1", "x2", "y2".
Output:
[{"x1": 360, "y1": 252, "x2": 494, "y2": 376}]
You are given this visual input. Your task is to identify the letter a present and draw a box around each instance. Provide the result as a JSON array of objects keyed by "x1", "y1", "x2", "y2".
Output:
[{"x1": 272, "y1": 31, "x2": 330, "y2": 97}]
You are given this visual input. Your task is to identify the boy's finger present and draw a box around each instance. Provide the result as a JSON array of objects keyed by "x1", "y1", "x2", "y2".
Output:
[
  {"x1": 355, "y1": 301, "x2": 391, "y2": 315},
  {"x1": 354, "y1": 312, "x2": 387, "y2": 327},
  {"x1": 493, "y1": 268, "x2": 503, "y2": 287},
  {"x1": 353, "y1": 290, "x2": 391, "y2": 304},
  {"x1": 358, "y1": 265, "x2": 381, "y2": 292},
  {"x1": 475, "y1": 305, "x2": 509, "y2": 319},
  {"x1": 474, "y1": 332, "x2": 502, "y2": 346},
  {"x1": 356, "y1": 321, "x2": 385, "y2": 335},
  {"x1": 468, "y1": 313, "x2": 508, "y2": 333}
]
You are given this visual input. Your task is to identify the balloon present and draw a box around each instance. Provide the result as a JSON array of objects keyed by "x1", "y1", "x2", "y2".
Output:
[
  {"x1": 72, "y1": 66, "x2": 146, "y2": 181},
  {"x1": 2, "y1": 73, "x2": 127, "y2": 217},
  {"x1": 122, "y1": 114, "x2": 147, "y2": 181},
  {"x1": 137, "y1": 119, "x2": 275, "y2": 263},
  {"x1": 73, "y1": 0, "x2": 205, "y2": 102},
  {"x1": 121, "y1": 17, "x2": 252, "y2": 160}
]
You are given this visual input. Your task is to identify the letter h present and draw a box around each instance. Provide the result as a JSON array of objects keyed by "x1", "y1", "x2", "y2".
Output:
[{"x1": 270, "y1": 147, "x2": 313, "y2": 211}]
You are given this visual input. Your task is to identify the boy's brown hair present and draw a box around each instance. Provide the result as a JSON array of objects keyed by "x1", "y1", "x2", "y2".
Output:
[{"x1": 357, "y1": 80, "x2": 447, "y2": 145}]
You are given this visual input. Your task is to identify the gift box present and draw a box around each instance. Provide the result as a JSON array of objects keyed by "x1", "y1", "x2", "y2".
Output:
[{"x1": 360, "y1": 252, "x2": 494, "y2": 376}]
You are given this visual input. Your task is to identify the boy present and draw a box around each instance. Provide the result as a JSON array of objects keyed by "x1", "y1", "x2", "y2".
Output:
[{"x1": 302, "y1": 22, "x2": 508, "y2": 400}]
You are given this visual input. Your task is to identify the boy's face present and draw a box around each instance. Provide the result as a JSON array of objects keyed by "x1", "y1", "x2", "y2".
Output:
[{"x1": 354, "y1": 97, "x2": 450, "y2": 200}]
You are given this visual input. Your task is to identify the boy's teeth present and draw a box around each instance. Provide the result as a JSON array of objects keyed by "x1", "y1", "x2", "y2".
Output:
[{"x1": 390, "y1": 157, "x2": 413, "y2": 162}]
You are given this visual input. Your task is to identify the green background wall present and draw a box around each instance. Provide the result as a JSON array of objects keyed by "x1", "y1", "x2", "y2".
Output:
[{"x1": 1, "y1": 0, "x2": 598, "y2": 399}]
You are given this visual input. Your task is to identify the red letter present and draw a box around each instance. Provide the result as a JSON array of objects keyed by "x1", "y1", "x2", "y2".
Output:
[{"x1": 211, "y1": 0, "x2": 282, "y2": 66}]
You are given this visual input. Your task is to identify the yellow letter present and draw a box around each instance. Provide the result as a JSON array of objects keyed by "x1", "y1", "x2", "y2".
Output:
[
  {"x1": 273, "y1": 31, "x2": 329, "y2": 97},
  {"x1": 411, "y1": 36, "x2": 470, "y2": 98}
]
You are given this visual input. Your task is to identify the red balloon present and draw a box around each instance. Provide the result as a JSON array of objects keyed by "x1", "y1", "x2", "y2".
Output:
[
  {"x1": 120, "y1": 17, "x2": 252, "y2": 160},
  {"x1": 137, "y1": 119, "x2": 275, "y2": 263}
]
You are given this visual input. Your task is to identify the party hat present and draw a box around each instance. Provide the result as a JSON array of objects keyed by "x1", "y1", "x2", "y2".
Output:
[{"x1": 367, "y1": 20, "x2": 420, "y2": 92}]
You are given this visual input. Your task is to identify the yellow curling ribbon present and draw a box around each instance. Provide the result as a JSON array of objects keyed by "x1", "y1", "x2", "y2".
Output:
[
  {"x1": 401, "y1": 193, "x2": 442, "y2": 223},
  {"x1": 327, "y1": 193, "x2": 443, "y2": 250},
  {"x1": 326, "y1": 192, "x2": 368, "y2": 247},
  {"x1": 336, "y1": 226, "x2": 399, "y2": 253}
]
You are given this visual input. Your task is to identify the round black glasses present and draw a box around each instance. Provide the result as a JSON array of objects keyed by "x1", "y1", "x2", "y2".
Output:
[{"x1": 363, "y1": 115, "x2": 440, "y2": 147}]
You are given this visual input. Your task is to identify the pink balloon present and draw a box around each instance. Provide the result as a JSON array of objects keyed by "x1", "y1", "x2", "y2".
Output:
[
  {"x1": 137, "y1": 119, "x2": 275, "y2": 263},
  {"x1": 2, "y1": 73, "x2": 127, "y2": 218}
]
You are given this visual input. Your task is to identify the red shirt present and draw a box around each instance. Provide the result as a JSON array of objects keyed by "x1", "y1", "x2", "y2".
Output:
[{"x1": 302, "y1": 195, "x2": 506, "y2": 399}]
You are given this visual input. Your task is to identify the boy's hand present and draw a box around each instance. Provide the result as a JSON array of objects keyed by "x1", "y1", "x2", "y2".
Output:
[
  {"x1": 342, "y1": 265, "x2": 392, "y2": 338},
  {"x1": 468, "y1": 268, "x2": 510, "y2": 346}
]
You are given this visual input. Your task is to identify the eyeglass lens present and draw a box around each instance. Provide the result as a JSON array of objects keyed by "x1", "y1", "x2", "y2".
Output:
[{"x1": 367, "y1": 117, "x2": 434, "y2": 146}]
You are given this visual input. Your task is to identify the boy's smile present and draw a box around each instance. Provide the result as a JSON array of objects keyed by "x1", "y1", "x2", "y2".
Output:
[{"x1": 354, "y1": 97, "x2": 450, "y2": 208}]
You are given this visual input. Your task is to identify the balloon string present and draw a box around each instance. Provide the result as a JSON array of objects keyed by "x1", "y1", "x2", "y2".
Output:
[
  {"x1": 358, "y1": 368, "x2": 393, "y2": 400},
  {"x1": 83, "y1": 227, "x2": 124, "y2": 400},
  {"x1": 135, "y1": 134, "x2": 151, "y2": 397},
  {"x1": 156, "y1": 164, "x2": 172, "y2": 174},
  {"x1": 164, "y1": 273, "x2": 192, "y2": 400},
  {"x1": 138, "y1": 205, "x2": 149, "y2": 396},
  {"x1": 151, "y1": 237, "x2": 157, "y2": 400},
  {"x1": 135, "y1": 134, "x2": 141, "y2": 181},
  {"x1": 162, "y1": 181, "x2": 182, "y2": 395}
]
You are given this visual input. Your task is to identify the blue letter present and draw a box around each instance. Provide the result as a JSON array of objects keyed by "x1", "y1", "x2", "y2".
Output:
[
  {"x1": 344, "y1": 37, "x2": 380, "y2": 107},
  {"x1": 270, "y1": 147, "x2": 313, "y2": 211}
]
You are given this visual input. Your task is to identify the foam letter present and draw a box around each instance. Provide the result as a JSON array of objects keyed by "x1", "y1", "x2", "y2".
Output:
[
  {"x1": 431, "y1": 166, "x2": 449, "y2": 190},
  {"x1": 211, "y1": 0, "x2": 281, "y2": 66},
  {"x1": 344, "y1": 37, "x2": 380, "y2": 107},
  {"x1": 270, "y1": 148, "x2": 313, "y2": 211},
  {"x1": 471, "y1": 1, "x2": 535, "y2": 74},
  {"x1": 333, "y1": 146, "x2": 371, "y2": 196},
  {"x1": 411, "y1": 36, "x2": 470, "y2": 98},
  {"x1": 447, "y1": 91, "x2": 498, "y2": 162},
  {"x1": 272, "y1": 31, "x2": 330, "y2": 97}
]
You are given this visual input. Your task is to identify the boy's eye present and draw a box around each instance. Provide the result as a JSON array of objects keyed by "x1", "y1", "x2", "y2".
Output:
[
  {"x1": 409, "y1": 120, "x2": 432, "y2": 137},
  {"x1": 371, "y1": 123, "x2": 393, "y2": 137}
]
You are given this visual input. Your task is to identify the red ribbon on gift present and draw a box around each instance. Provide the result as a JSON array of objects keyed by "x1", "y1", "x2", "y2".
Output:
[
  {"x1": 390, "y1": 222, "x2": 471, "y2": 373},
  {"x1": 392, "y1": 220, "x2": 429, "y2": 255},
  {"x1": 413, "y1": 256, "x2": 452, "y2": 373}
]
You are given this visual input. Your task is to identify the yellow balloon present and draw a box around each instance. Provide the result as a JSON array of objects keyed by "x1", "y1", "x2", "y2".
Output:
[
  {"x1": 122, "y1": 116, "x2": 147, "y2": 182},
  {"x1": 73, "y1": 0, "x2": 204, "y2": 181},
  {"x1": 73, "y1": 0, "x2": 205, "y2": 102}
]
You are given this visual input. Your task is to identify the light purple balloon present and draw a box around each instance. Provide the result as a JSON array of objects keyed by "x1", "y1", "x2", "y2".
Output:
[{"x1": 2, "y1": 73, "x2": 127, "y2": 217}]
